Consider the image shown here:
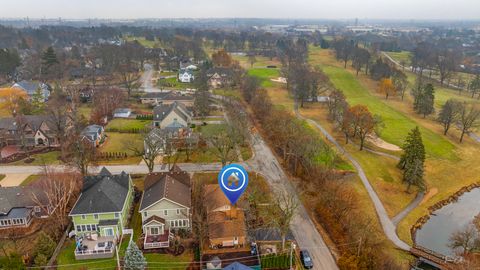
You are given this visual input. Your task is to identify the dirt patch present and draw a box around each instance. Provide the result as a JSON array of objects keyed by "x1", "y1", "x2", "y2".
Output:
[
  {"x1": 367, "y1": 134, "x2": 402, "y2": 151},
  {"x1": 420, "y1": 187, "x2": 438, "y2": 206}
]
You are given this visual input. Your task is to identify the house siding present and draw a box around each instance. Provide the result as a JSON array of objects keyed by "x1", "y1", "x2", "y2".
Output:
[{"x1": 140, "y1": 199, "x2": 191, "y2": 229}]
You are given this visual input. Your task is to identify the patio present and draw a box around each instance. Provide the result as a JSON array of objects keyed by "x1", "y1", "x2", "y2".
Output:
[
  {"x1": 144, "y1": 229, "x2": 171, "y2": 249},
  {"x1": 75, "y1": 235, "x2": 116, "y2": 260}
]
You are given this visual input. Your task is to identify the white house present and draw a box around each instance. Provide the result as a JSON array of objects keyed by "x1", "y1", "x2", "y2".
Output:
[
  {"x1": 113, "y1": 108, "x2": 132, "y2": 118},
  {"x1": 178, "y1": 69, "x2": 195, "y2": 83}
]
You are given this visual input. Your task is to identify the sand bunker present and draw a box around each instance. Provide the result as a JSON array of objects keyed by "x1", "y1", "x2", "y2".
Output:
[{"x1": 367, "y1": 134, "x2": 402, "y2": 151}]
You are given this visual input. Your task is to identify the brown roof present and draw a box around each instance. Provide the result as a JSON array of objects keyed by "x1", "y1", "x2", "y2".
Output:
[
  {"x1": 207, "y1": 211, "x2": 246, "y2": 239},
  {"x1": 204, "y1": 185, "x2": 230, "y2": 212},
  {"x1": 140, "y1": 168, "x2": 191, "y2": 211},
  {"x1": 143, "y1": 215, "x2": 166, "y2": 226}
]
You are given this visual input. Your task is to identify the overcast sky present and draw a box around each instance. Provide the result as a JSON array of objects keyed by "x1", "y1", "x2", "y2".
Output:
[{"x1": 1, "y1": 0, "x2": 479, "y2": 20}]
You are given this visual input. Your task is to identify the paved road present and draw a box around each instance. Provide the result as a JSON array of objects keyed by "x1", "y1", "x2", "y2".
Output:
[
  {"x1": 0, "y1": 89, "x2": 340, "y2": 269},
  {"x1": 294, "y1": 106, "x2": 411, "y2": 251}
]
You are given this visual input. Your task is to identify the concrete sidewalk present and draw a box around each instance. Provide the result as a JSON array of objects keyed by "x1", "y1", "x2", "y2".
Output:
[{"x1": 0, "y1": 174, "x2": 31, "y2": 187}]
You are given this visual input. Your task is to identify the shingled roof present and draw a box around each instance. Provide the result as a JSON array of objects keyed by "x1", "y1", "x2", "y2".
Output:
[
  {"x1": 70, "y1": 168, "x2": 131, "y2": 215},
  {"x1": 140, "y1": 167, "x2": 191, "y2": 211},
  {"x1": 0, "y1": 186, "x2": 48, "y2": 215}
]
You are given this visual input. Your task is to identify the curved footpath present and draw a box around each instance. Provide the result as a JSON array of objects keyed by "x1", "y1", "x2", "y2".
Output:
[{"x1": 294, "y1": 105, "x2": 411, "y2": 251}]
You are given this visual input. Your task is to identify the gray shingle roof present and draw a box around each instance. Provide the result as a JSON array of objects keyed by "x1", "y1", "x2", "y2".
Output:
[
  {"x1": 70, "y1": 168, "x2": 130, "y2": 215},
  {"x1": 0, "y1": 186, "x2": 47, "y2": 215},
  {"x1": 140, "y1": 168, "x2": 191, "y2": 211},
  {"x1": 153, "y1": 102, "x2": 191, "y2": 123}
]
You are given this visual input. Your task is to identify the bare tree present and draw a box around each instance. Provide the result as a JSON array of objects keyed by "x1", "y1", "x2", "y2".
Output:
[
  {"x1": 266, "y1": 192, "x2": 298, "y2": 251},
  {"x1": 125, "y1": 131, "x2": 164, "y2": 173},
  {"x1": 67, "y1": 138, "x2": 97, "y2": 176},
  {"x1": 206, "y1": 129, "x2": 237, "y2": 167},
  {"x1": 192, "y1": 182, "x2": 208, "y2": 251},
  {"x1": 448, "y1": 223, "x2": 479, "y2": 255},
  {"x1": 457, "y1": 103, "x2": 480, "y2": 143},
  {"x1": 31, "y1": 166, "x2": 82, "y2": 237}
]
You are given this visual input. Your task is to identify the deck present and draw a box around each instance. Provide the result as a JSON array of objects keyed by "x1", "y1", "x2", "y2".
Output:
[
  {"x1": 143, "y1": 230, "x2": 171, "y2": 249},
  {"x1": 75, "y1": 236, "x2": 116, "y2": 260}
]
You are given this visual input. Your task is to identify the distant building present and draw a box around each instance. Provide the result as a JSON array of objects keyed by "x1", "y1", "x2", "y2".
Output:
[
  {"x1": 178, "y1": 69, "x2": 195, "y2": 83},
  {"x1": 153, "y1": 102, "x2": 192, "y2": 129},
  {"x1": 140, "y1": 92, "x2": 194, "y2": 106},
  {"x1": 113, "y1": 108, "x2": 132, "y2": 118},
  {"x1": 11, "y1": 80, "x2": 51, "y2": 101},
  {"x1": 81, "y1": 125, "x2": 105, "y2": 147},
  {"x1": 206, "y1": 67, "x2": 233, "y2": 89}
]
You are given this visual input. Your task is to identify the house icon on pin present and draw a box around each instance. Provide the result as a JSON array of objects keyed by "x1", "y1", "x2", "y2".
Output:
[{"x1": 227, "y1": 172, "x2": 240, "y2": 187}]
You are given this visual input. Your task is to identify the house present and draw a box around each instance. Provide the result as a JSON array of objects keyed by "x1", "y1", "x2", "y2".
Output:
[
  {"x1": 178, "y1": 69, "x2": 195, "y2": 83},
  {"x1": 206, "y1": 67, "x2": 233, "y2": 89},
  {"x1": 140, "y1": 91, "x2": 194, "y2": 106},
  {"x1": 204, "y1": 185, "x2": 247, "y2": 249},
  {"x1": 11, "y1": 80, "x2": 51, "y2": 101},
  {"x1": 0, "y1": 186, "x2": 50, "y2": 229},
  {"x1": 113, "y1": 108, "x2": 132, "y2": 118},
  {"x1": 144, "y1": 126, "x2": 196, "y2": 155},
  {"x1": 139, "y1": 166, "x2": 191, "y2": 249},
  {"x1": 69, "y1": 168, "x2": 134, "y2": 260},
  {"x1": 81, "y1": 125, "x2": 105, "y2": 147},
  {"x1": 203, "y1": 253, "x2": 260, "y2": 270},
  {"x1": 0, "y1": 115, "x2": 66, "y2": 148},
  {"x1": 153, "y1": 102, "x2": 192, "y2": 129}
]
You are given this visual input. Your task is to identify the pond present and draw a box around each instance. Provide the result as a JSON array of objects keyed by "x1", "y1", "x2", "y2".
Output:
[{"x1": 415, "y1": 188, "x2": 480, "y2": 256}]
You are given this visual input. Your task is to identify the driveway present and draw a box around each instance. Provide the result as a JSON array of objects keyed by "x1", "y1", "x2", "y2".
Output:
[{"x1": 0, "y1": 173, "x2": 30, "y2": 187}]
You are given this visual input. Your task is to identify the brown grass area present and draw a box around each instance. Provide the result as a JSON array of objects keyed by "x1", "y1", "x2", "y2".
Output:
[{"x1": 309, "y1": 47, "x2": 480, "y2": 245}]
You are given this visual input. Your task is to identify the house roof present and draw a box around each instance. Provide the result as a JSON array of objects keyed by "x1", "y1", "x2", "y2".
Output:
[
  {"x1": 140, "y1": 167, "x2": 191, "y2": 211},
  {"x1": 113, "y1": 108, "x2": 131, "y2": 114},
  {"x1": 0, "y1": 115, "x2": 57, "y2": 133},
  {"x1": 81, "y1": 125, "x2": 103, "y2": 141},
  {"x1": 207, "y1": 67, "x2": 233, "y2": 78},
  {"x1": 12, "y1": 80, "x2": 50, "y2": 95},
  {"x1": 98, "y1": 219, "x2": 119, "y2": 226},
  {"x1": 223, "y1": 262, "x2": 253, "y2": 270},
  {"x1": 70, "y1": 168, "x2": 130, "y2": 215},
  {"x1": 204, "y1": 185, "x2": 230, "y2": 212},
  {"x1": 207, "y1": 211, "x2": 246, "y2": 239},
  {"x1": 0, "y1": 186, "x2": 48, "y2": 216},
  {"x1": 143, "y1": 215, "x2": 166, "y2": 226},
  {"x1": 153, "y1": 102, "x2": 191, "y2": 123}
]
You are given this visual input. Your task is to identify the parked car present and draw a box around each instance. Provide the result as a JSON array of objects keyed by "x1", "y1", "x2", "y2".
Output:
[{"x1": 300, "y1": 249, "x2": 314, "y2": 269}]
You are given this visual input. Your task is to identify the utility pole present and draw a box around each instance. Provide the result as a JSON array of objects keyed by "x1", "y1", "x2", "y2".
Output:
[
  {"x1": 290, "y1": 243, "x2": 296, "y2": 270},
  {"x1": 357, "y1": 237, "x2": 362, "y2": 257}
]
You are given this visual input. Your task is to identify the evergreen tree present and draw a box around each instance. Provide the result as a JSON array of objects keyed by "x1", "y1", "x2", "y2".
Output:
[
  {"x1": 124, "y1": 240, "x2": 147, "y2": 270},
  {"x1": 398, "y1": 127, "x2": 426, "y2": 192},
  {"x1": 34, "y1": 232, "x2": 56, "y2": 259},
  {"x1": 41, "y1": 47, "x2": 59, "y2": 69},
  {"x1": 413, "y1": 83, "x2": 435, "y2": 118},
  {"x1": 31, "y1": 87, "x2": 45, "y2": 114}
]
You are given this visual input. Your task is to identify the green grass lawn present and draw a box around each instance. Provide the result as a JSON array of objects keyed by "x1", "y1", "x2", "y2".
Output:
[
  {"x1": 124, "y1": 36, "x2": 158, "y2": 48},
  {"x1": 78, "y1": 105, "x2": 92, "y2": 120},
  {"x1": 100, "y1": 133, "x2": 144, "y2": 164},
  {"x1": 247, "y1": 68, "x2": 281, "y2": 88},
  {"x1": 21, "y1": 174, "x2": 42, "y2": 186},
  {"x1": 385, "y1": 51, "x2": 412, "y2": 66},
  {"x1": 106, "y1": 119, "x2": 151, "y2": 132},
  {"x1": 10, "y1": 151, "x2": 62, "y2": 165},
  {"x1": 0, "y1": 175, "x2": 4, "y2": 181},
  {"x1": 321, "y1": 65, "x2": 456, "y2": 160},
  {"x1": 212, "y1": 89, "x2": 242, "y2": 100},
  {"x1": 158, "y1": 77, "x2": 194, "y2": 90}
]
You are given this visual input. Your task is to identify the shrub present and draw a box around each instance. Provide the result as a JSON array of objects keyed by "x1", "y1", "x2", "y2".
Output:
[
  {"x1": 34, "y1": 232, "x2": 56, "y2": 259},
  {"x1": 34, "y1": 254, "x2": 48, "y2": 267}
]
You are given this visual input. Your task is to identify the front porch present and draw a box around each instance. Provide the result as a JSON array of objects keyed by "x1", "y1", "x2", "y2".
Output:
[
  {"x1": 143, "y1": 228, "x2": 172, "y2": 249},
  {"x1": 74, "y1": 236, "x2": 116, "y2": 260}
]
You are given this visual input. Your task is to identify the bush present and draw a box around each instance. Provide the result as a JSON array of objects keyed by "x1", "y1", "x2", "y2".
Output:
[
  {"x1": 136, "y1": 114, "x2": 153, "y2": 120},
  {"x1": 34, "y1": 254, "x2": 48, "y2": 267},
  {"x1": 34, "y1": 232, "x2": 56, "y2": 260}
]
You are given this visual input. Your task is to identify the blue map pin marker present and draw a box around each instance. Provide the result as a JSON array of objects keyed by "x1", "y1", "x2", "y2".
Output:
[{"x1": 218, "y1": 164, "x2": 248, "y2": 205}]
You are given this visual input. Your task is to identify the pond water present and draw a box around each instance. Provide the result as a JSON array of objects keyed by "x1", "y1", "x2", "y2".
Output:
[{"x1": 415, "y1": 188, "x2": 480, "y2": 256}]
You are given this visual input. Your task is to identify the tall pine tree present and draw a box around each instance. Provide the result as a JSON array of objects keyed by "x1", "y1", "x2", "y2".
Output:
[
  {"x1": 413, "y1": 83, "x2": 435, "y2": 118},
  {"x1": 124, "y1": 240, "x2": 147, "y2": 270},
  {"x1": 398, "y1": 127, "x2": 426, "y2": 192}
]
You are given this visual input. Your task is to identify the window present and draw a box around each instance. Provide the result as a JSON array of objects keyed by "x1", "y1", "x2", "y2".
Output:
[
  {"x1": 77, "y1": 225, "x2": 81, "y2": 232},
  {"x1": 115, "y1": 213, "x2": 120, "y2": 218},
  {"x1": 170, "y1": 220, "x2": 174, "y2": 227},
  {"x1": 143, "y1": 212, "x2": 148, "y2": 217},
  {"x1": 176, "y1": 209, "x2": 180, "y2": 215},
  {"x1": 86, "y1": 225, "x2": 91, "y2": 231},
  {"x1": 81, "y1": 215, "x2": 86, "y2": 220},
  {"x1": 94, "y1": 214, "x2": 99, "y2": 219},
  {"x1": 92, "y1": 224, "x2": 96, "y2": 231},
  {"x1": 164, "y1": 210, "x2": 168, "y2": 216},
  {"x1": 150, "y1": 227, "x2": 159, "y2": 235},
  {"x1": 34, "y1": 206, "x2": 41, "y2": 213},
  {"x1": 81, "y1": 225, "x2": 86, "y2": 231},
  {"x1": 104, "y1": 228, "x2": 114, "y2": 237}
]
